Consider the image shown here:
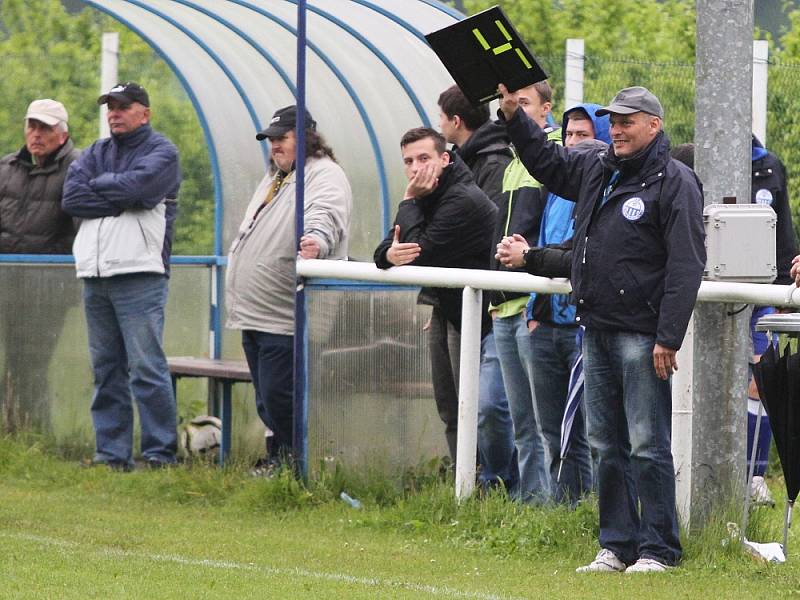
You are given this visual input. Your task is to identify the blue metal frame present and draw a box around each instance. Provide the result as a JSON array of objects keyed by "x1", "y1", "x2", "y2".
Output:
[
  {"x1": 418, "y1": 0, "x2": 465, "y2": 19},
  {"x1": 170, "y1": 0, "x2": 298, "y2": 164},
  {"x1": 294, "y1": 0, "x2": 309, "y2": 479},
  {"x1": 231, "y1": 0, "x2": 392, "y2": 234},
  {"x1": 285, "y1": 0, "x2": 430, "y2": 128},
  {"x1": 305, "y1": 280, "x2": 420, "y2": 292},
  {"x1": 121, "y1": 0, "x2": 268, "y2": 164},
  {"x1": 352, "y1": 0, "x2": 461, "y2": 43}
]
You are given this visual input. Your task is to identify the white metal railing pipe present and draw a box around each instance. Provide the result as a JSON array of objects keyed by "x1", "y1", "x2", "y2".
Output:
[
  {"x1": 299, "y1": 259, "x2": 800, "y2": 308},
  {"x1": 455, "y1": 286, "x2": 482, "y2": 501},
  {"x1": 297, "y1": 259, "x2": 571, "y2": 294}
]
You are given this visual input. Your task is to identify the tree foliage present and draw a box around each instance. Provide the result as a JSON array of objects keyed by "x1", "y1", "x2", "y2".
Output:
[{"x1": 0, "y1": 0, "x2": 213, "y2": 254}]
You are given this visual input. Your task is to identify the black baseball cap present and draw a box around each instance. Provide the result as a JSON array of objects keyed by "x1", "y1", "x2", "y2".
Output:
[
  {"x1": 596, "y1": 86, "x2": 663, "y2": 119},
  {"x1": 256, "y1": 105, "x2": 316, "y2": 140},
  {"x1": 97, "y1": 82, "x2": 150, "y2": 107}
]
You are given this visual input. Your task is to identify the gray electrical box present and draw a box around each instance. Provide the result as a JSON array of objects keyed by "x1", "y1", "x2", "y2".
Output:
[{"x1": 703, "y1": 203, "x2": 777, "y2": 282}]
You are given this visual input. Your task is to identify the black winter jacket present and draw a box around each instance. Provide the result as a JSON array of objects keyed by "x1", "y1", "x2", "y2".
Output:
[
  {"x1": 504, "y1": 108, "x2": 705, "y2": 350},
  {"x1": 0, "y1": 139, "x2": 79, "y2": 253},
  {"x1": 454, "y1": 120, "x2": 513, "y2": 208},
  {"x1": 751, "y1": 141, "x2": 798, "y2": 284},
  {"x1": 524, "y1": 238, "x2": 573, "y2": 279},
  {"x1": 374, "y1": 154, "x2": 497, "y2": 335},
  {"x1": 488, "y1": 127, "x2": 561, "y2": 308}
]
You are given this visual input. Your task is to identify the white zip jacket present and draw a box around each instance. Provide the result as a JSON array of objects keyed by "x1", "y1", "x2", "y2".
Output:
[{"x1": 72, "y1": 202, "x2": 169, "y2": 278}]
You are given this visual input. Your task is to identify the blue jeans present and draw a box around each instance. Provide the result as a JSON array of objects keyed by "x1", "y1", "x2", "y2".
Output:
[
  {"x1": 583, "y1": 328, "x2": 682, "y2": 566},
  {"x1": 530, "y1": 323, "x2": 593, "y2": 503},
  {"x1": 493, "y1": 313, "x2": 549, "y2": 503},
  {"x1": 242, "y1": 330, "x2": 294, "y2": 461},
  {"x1": 84, "y1": 273, "x2": 176, "y2": 466},
  {"x1": 478, "y1": 332, "x2": 519, "y2": 494}
]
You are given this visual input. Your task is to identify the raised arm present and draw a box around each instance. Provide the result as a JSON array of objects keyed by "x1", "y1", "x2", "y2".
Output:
[{"x1": 498, "y1": 84, "x2": 588, "y2": 201}]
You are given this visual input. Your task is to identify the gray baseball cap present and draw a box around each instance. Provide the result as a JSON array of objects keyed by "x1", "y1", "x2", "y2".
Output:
[{"x1": 596, "y1": 86, "x2": 663, "y2": 119}]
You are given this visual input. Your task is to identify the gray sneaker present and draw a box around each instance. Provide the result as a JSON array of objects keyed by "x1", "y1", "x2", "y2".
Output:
[
  {"x1": 576, "y1": 549, "x2": 626, "y2": 573},
  {"x1": 625, "y1": 557, "x2": 671, "y2": 573}
]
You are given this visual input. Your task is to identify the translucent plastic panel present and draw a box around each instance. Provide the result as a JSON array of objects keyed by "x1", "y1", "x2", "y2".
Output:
[
  {"x1": 0, "y1": 265, "x2": 210, "y2": 448},
  {"x1": 306, "y1": 287, "x2": 448, "y2": 474},
  {"x1": 267, "y1": 1, "x2": 432, "y2": 258},
  {"x1": 92, "y1": 0, "x2": 268, "y2": 251},
  {"x1": 203, "y1": 0, "x2": 383, "y2": 257}
]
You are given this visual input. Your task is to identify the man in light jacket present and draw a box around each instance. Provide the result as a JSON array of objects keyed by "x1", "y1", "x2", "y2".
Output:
[
  {"x1": 226, "y1": 106, "x2": 352, "y2": 472},
  {"x1": 63, "y1": 82, "x2": 181, "y2": 471}
]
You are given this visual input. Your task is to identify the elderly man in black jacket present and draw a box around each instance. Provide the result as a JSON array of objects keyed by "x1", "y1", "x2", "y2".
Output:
[
  {"x1": 498, "y1": 85, "x2": 705, "y2": 573},
  {"x1": 374, "y1": 127, "x2": 497, "y2": 473},
  {"x1": 0, "y1": 99, "x2": 79, "y2": 432}
]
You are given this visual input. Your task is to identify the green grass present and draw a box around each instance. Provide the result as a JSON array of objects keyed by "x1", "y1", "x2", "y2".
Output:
[{"x1": 0, "y1": 437, "x2": 799, "y2": 599}]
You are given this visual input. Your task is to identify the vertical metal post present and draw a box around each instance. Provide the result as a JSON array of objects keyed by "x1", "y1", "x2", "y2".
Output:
[
  {"x1": 672, "y1": 315, "x2": 694, "y2": 525},
  {"x1": 293, "y1": 0, "x2": 309, "y2": 479},
  {"x1": 455, "y1": 286, "x2": 482, "y2": 501},
  {"x1": 752, "y1": 40, "x2": 769, "y2": 145},
  {"x1": 564, "y1": 38, "x2": 585, "y2": 111},
  {"x1": 692, "y1": 0, "x2": 753, "y2": 528},
  {"x1": 99, "y1": 32, "x2": 118, "y2": 139}
]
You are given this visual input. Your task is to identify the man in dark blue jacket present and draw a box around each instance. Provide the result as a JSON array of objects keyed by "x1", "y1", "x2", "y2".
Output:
[
  {"x1": 63, "y1": 82, "x2": 181, "y2": 471},
  {"x1": 499, "y1": 85, "x2": 705, "y2": 573}
]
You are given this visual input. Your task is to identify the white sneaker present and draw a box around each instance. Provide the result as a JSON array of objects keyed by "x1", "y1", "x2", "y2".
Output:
[
  {"x1": 576, "y1": 549, "x2": 626, "y2": 573},
  {"x1": 750, "y1": 476, "x2": 776, "y2": 507},
  {"x1": 625, "y1": 557, "x2": 671, "y2": 573}
]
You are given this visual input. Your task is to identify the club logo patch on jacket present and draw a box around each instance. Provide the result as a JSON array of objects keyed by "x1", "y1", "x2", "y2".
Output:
[
  {"x1": 755, "y1": 188, "x2": 774, "y2": 206},
  {"x1": 621, "y1": 197, "x2": 645, "y2": 221}
]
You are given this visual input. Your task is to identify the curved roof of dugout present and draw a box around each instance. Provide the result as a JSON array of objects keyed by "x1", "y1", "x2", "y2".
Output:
[{"x1": 79, "y1": 0, "x2": 462, "y2": 258}]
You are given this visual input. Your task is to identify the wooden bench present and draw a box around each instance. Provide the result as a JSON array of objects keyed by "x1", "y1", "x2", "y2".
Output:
[{"x1": 167, "y1": 357, "x2": 252, "y2": 466}]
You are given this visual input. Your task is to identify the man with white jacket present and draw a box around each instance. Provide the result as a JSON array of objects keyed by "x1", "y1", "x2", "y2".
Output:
[
  {"x1": 226, "y1": 106, "x2": 352, "y2": 472},
  {"x1": 62, "y1": 82, "x2": 181, "y2": 471}
]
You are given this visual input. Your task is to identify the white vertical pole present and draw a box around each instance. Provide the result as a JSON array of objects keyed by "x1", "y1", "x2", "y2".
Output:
[
  {"x1": 752, "y1": 40, "x2": 769, "y2": 145},
  {"x1": 99, "y1": 32, "x2": 119, "y2": 139},
  {"x1": 455, "y1": 286, "x2": 482, "y2": 501},
  {"x1": 672, "y1": 314, "x2": 694, "y2": 526},
  {"x1": 565, "y1": 38, "x2": 585, "y2": 111}
]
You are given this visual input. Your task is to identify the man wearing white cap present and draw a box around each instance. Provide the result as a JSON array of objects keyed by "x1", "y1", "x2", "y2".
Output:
[{"x1": 0, "y1": 99, "x2": 80, "y2": 432}]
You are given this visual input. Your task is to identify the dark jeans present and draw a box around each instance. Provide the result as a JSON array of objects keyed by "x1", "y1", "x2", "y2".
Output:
[
  {"x1": 428, "y1": 307, "x2": 518, "y2": 492},
  {"x1": 84, "y1": 273, "x2": 177, "y2": 466},
  {"x1": 242, "y1": 330, "x2": 294, "y2": 461},
  {"x1": 428, "y1": 306, "x2": 460, "y2": 461},
  {"x1": 583, "y1": 328, "x2": 682, "y2": 566},
  {"x1": 530, "y1": 323, "x2": 593, "y2": 503}
]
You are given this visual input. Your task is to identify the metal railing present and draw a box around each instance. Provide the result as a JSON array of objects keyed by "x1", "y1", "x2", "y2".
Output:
[{"x1": 298, "y1": 258, "x2": 800, "y2": 500}]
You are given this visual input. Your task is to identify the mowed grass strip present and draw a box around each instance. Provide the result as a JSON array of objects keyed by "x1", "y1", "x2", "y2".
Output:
[{"x1": 0, "y1": 437, "x2": 798, "y2": 599}]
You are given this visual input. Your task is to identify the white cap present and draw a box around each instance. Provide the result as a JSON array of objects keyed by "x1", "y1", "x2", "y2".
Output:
[{"x1": 25, "y1": 99, "x2": 68, "y2": 127}]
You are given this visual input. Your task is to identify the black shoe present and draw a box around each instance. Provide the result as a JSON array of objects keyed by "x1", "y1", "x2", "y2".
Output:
[
  {"x1": 136, "y1": 457, "x2": 175, "y2": 470},
  {"x1": 81, "y1": 458, "x2": 133, "y2": 472},
  {"x1": 250, "y1": 457, "x2": 280, "y2": 478}
]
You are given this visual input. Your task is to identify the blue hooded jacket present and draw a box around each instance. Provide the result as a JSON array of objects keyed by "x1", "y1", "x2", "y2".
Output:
[{"x1": 527, "y1": 104, "x2": 611, "y2": 326}]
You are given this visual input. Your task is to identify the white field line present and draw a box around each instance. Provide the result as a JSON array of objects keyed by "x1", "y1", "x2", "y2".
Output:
[{"x1": 2, "y1": 532, "x2": 527, "y2": 600}]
